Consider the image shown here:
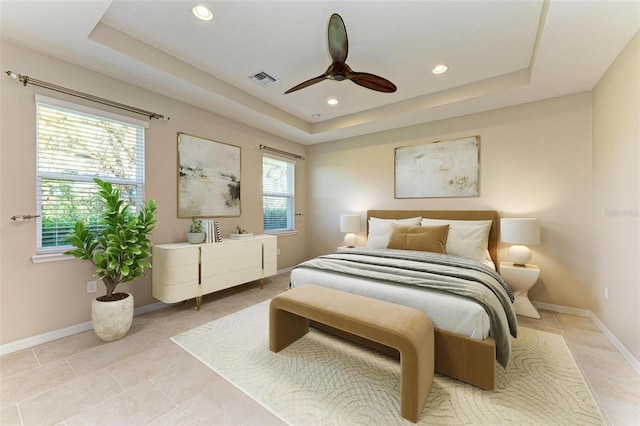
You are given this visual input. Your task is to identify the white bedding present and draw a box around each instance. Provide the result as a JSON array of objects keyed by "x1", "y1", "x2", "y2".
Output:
[{"x1": 289, "y1": 267, "x2": 491, "y2": 340}]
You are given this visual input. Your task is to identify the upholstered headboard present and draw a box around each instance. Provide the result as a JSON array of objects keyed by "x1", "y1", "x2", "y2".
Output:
[{"x1": 366, "y1": 210, "x2": 499, "y2": 265}]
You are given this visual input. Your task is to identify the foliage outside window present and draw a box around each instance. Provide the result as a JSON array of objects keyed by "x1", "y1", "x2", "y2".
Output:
[
  {"x1": 35, "y1": 96, "x2": 147, "y2": 254},
  {"x1": 263, "y1": 155, "x2": 295, "y2": 233}
]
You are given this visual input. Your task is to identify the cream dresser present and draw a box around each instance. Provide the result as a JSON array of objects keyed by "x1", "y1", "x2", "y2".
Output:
[{"x1": 152, "y1": 235, "x2": 277, "y2": 309}]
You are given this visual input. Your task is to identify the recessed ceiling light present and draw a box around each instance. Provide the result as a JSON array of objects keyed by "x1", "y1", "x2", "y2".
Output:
[
  {"x1": 432, "y1": 64, "x2": 448, "y2": 75},
  {"x1": 311, "y1": 113, "x2": 322, "y2": 119},
  {"x1": 327, "y1": 98, "x2": 338, "y2": 106},
  {"x1": 192, "y1": 5, "x2": 213, "y2": 21}
]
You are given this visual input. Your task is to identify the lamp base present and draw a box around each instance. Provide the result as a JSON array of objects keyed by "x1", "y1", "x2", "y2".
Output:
[
  {"x1": 508, "y1": 245, "x2": 532, "y2": 266},
  {"x1": 344, "y1": 233, "x2": 357, "y2": 248}
]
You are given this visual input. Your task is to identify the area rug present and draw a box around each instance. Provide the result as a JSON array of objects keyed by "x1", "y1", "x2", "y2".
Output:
[{"x1": 171, "y1": 301, "x2": 604, "y2": 425}]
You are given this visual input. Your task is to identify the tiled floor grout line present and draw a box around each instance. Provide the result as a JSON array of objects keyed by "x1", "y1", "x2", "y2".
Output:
[
  {"x1": 564, "y1": 337, "x2": 611, "y2": 425},
  {"x1": 2, "y1": 275, "x2": 637, "y2": 425}
]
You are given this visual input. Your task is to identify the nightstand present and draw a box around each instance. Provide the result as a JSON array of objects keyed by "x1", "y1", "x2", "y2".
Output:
[{"x1": 499, "y1": 261, "x2": 541, "y2": 319}]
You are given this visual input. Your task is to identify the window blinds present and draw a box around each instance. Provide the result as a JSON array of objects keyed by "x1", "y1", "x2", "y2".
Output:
[
  {"x1": 263, "y1": 155, "x2": 295, "y2": 232},
  {"x1": 35, "y1": 97, "x2": 146, "y2": 253}
]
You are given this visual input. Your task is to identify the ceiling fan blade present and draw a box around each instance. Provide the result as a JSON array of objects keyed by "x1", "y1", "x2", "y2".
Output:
[
  {"x1": 328, "y1": 13, "x2": 348, "y2": 63},
  {"x1": 348, "y1": 72, "x2": 397, "y2": 93},
  {"x1": 284, "y1": 74, "x2": 328, "y2": 94}
]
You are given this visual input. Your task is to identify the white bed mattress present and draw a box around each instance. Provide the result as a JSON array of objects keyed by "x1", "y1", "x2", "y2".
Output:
[{"x1": 289, "y1": 267, "x2": 491, "y2": 340}]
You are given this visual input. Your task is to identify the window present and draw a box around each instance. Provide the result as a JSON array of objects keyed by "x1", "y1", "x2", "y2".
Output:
[
  {"x1": 35, "y1": 95, "x2": 147, "y2": 254},
  {"x1": 263, "y1": 154, "x2": 295, "y2": 233}
]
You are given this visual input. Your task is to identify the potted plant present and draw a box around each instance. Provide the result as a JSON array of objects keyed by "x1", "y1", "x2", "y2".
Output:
[
  {"x1": 65, "y1": 178, "x2": 157, "y2": 342},
  {"x1": 187, "y1": 216, "x2": 205, "y2": 243}
]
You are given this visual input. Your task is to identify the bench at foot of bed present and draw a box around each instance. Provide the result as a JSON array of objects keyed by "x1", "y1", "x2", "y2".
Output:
[{"x1": 269, "y1": 285, "x2": 434, "y2": 423}]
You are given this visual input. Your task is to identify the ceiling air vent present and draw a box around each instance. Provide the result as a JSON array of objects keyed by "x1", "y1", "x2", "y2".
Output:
[{"x1": 249, "y1": 70, "x2": 279, "y2": 87}]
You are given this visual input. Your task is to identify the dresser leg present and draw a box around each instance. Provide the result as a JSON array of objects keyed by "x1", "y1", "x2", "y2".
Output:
[{"x1": 196, "y1": 283, "x2": 202, "y2": 310}]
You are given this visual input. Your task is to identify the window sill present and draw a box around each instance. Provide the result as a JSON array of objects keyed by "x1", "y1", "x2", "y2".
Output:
[
  {"x1": 264, "y1": 230, "x2": 297, "y2": 237},
  {"x1": 32, "y1": 253, "x2": 75, "y2": 264}
]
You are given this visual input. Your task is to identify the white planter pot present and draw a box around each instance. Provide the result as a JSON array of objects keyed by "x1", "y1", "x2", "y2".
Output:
[
  {"x1": 187, "y1": 232, "x2": 206, "y2": 244},
  {"x1": 91, "y1": 293, "x2": 134, "y2": 342}
]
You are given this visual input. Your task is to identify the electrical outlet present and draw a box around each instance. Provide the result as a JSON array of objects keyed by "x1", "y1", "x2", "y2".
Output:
[
  {"x1": 604, "y1": 286, "x2": 609, "y2": 300},
  {"x1": 87, "y1": 280, "x2": 97, "y2": 294}
]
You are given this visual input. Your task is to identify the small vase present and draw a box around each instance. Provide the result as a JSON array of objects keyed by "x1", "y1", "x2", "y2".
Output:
[{"x1": 187, "y1": 232, "x2": 206, "y2": 244}]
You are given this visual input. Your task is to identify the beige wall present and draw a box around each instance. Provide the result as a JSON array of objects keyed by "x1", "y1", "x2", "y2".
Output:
[
  {"x1": 2, "y1": 32, "x2": 638, "y2": 364},
  {"x1": 592, "y1": 32, "x2": 640, "y2": 360},
  {"x1": 306, "y1": 93, "x2": 593, "y2": 310},
  {"x1": 0, "y1": 41, "x2": 308, "y2": 345}
]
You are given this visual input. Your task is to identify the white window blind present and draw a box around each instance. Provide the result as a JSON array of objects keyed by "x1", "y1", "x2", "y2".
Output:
[
  {"x1": 35, "y1": 96, "x2": 146, "y2": 254},
  {"x1": 263, "y1": 154, "x2": 295, "y2": 233}
]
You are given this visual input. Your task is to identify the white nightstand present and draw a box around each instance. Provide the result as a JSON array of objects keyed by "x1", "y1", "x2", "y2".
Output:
[{"x1": 499, "y1": 262, "x2": 541, "y2": 319}]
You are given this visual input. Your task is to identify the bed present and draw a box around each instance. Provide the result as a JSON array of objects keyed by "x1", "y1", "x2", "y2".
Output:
[{"x1": 289, "y1": 209, "x2": 518, "y2": 390}]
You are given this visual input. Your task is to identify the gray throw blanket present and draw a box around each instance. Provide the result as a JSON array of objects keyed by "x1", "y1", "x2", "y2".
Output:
[{"x1": 292, "y1": 248, "x2": 518, "y2": 367}]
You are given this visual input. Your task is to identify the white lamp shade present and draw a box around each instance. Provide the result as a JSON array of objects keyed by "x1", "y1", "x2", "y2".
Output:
[
  {"x1": 340, "y1": 215, "x2": 361, "y2": 233},
  {"x1": 340, "y1": 215, "x2": 360, "y2": 248},
  {"x1": 501, "y1": 218, "x2": 540, "y2": 265},
  {"x1": 500, "y1": 218, "x2": 540, "y2": 245}
]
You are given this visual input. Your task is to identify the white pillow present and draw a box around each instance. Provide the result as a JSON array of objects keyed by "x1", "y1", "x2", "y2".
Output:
[
  {"x1": 366, "y1": 217, "x2": 422, "y2": 249},
  {"x1": 420, "y1": 218, "x2": 492, "y2": 262}
]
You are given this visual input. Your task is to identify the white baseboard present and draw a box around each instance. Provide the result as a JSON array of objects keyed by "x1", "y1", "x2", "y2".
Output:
[
  {"x1": 0, "y1": 272, "x2": 295, "y2": 357},
  {"x1": 277, "y1": 266, "x2": 294, "y2": 274},
  {"x1": 589, "y1": 313, "x2": 640, "y2": 376},
  {"x1": 0, "y1": 301, "x2": 168, "y2": 356},
  {"x1": 133, "y1": 301, "x2": 167, "y2": 316},
  {"x1": 533, "y1": 301, "x2": 640, "y2": 376},
  {"x1": 0, "y1": 321, "x2": 94, "y2": 356},
  {"x1": 5, "y1": 293, "x2": 638, "y2": 377},
  {"x1": 533, "y1": 301, "x2": 591, "y2": 317}
]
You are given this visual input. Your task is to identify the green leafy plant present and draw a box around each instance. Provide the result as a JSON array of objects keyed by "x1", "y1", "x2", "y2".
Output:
[
  {"x1": 189, "y1": 216, "x2": 203, "y2": 233},
  {"x1": 65, "y1": 178, "x2": 158, "y2": 301}
]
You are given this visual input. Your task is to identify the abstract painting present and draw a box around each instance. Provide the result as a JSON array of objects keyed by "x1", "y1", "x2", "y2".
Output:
[
  {"x1": 395, "y1": 136, "x2": 480, "y2": 198},
  {"x1": 178, "y1": 133, "x2": 240, "y2": 217}
]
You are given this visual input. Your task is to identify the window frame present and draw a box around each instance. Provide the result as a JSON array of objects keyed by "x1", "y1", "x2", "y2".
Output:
[
  {"x1": 262, "y1": 153, "x2": 296, "y2": 235},
  {"x1": 34, "y1": 95, "x2": 148, "y2": 259}
]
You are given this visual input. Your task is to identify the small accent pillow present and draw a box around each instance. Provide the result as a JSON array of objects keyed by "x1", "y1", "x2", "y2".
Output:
[
  {"x1": 420, "y1": 218, "x2": 492, "y2": 262},
  {"x1": 365, "y1": 216, "x2": 422, "y2": 249},
  {"x1": 387, "y1": 225, "x2": 449, "y2": 253}
]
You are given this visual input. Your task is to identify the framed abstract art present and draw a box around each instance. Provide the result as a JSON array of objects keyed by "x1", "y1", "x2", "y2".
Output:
[
  {"x1": 177, "y1": 133, "x2": 241, "y2": 217},
  {"x1": 395, "y1": 136, "x2": 480, "y2": 198}
]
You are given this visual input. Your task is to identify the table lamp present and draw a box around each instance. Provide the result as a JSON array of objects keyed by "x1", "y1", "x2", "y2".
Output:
[
  {"x1": 500, "y1": 218, "x2": 540, "y2": 266},
  {"x1": 340, "y1": 215, "x2": 361, "y2": 247}
]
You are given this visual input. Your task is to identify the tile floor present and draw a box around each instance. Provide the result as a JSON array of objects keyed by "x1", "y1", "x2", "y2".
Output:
[{"x1": 1, "y1": 273, "x2": 639, "y2": 425}]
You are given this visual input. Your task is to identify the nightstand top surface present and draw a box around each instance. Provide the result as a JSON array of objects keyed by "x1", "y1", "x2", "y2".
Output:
[{"x1": 500, "y1": 261, "x2": 540, "y2": 271}]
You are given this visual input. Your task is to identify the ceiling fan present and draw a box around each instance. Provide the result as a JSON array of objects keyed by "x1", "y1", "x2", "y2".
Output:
[{"x1": 285, "y1": 13, "x2": 397, "y2": 94}]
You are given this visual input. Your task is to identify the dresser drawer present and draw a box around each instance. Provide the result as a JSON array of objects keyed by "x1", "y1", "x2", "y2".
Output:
[
  {"x1": 200, "y1": 239, "x2": 261, "y2": 260},
  {"x1": 202, "y1": 253, "x2": 261, "y2": 277},
  {"x1": 201, "y1": 265, "x2": 262, "y2": 293}
]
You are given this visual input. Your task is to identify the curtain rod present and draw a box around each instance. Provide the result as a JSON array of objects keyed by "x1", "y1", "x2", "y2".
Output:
[
  {"x1": 5, "y1": 70, "x2": 169, "y2": 121},
  {"x1": 260, "y1": 144, "x2": 305, "y2": 160}
]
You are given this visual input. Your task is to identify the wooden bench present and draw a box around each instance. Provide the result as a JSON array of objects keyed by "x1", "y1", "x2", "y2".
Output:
[{"x1": 269, "y1": 285, "x2": 434, "y2": 423}]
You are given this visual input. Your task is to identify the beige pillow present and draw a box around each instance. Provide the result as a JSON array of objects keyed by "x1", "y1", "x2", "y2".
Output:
[
  {"x1": 365, "y1": 216, "x2": 422, "y2": 249},
  {"x1": 387, "y1": 225, "x2": 449, "y2": 253},
  {"x1": 420, "y1": 218, "x2": 492, "y2": 262}
]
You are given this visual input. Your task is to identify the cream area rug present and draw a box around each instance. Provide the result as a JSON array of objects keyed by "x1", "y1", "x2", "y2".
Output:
[{"x1": 171, "y1": 301, "x2": 604, "y2": 425}]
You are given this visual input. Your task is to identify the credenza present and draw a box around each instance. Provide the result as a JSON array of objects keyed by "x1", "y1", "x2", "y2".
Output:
[{"x1": 152, "y1": 234, "x2": 277, "y2": 309}]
